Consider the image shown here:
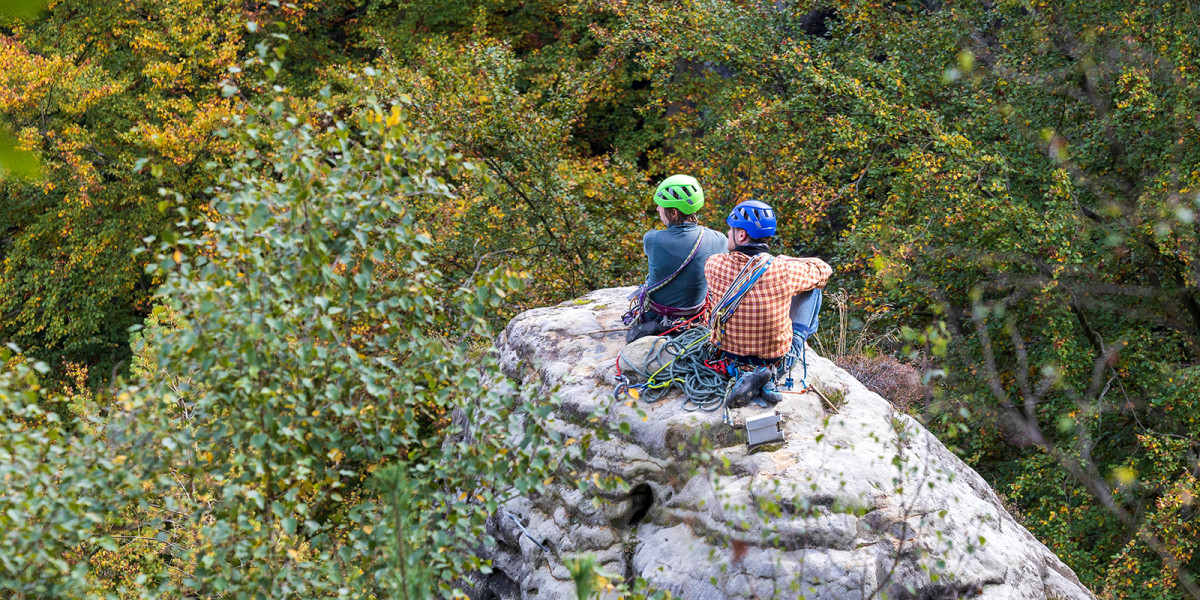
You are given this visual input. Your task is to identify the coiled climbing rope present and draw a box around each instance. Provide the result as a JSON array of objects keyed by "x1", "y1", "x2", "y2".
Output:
[
  {"x1": 618, "y1": 326, "x2": 732, "y2": 411},
  {"x1": 614, "y1": 284, "x2": 822, "y2": 425},
  {"x1": 615, "y1": 325, "x2": 813, "y2": 419}
]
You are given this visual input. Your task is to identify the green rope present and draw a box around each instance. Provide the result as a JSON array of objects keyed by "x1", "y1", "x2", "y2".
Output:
[{"x1": 618, "y1": 326, "x2": 732, "y2": 412}]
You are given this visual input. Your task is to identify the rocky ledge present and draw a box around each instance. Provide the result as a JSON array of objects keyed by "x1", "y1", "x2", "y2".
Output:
[{"x1": 469, "y1": 287, "x2": 1094, "y2": 600}]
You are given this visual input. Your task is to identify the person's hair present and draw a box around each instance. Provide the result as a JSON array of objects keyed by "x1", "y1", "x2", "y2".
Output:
[
  {"x1": 732, "y1": 227, "x2": 771, "y2": 244},
  {"x1": 664, "y1": 207, "x2": 699, "y2": 226}
]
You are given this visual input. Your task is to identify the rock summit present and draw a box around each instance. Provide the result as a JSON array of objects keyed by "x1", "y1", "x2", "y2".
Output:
[{"x1": 470, "y1": 287, "x2": 1094, "y2": 600}]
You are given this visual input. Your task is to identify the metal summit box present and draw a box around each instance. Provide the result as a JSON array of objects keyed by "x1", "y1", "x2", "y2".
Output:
[{"x1": 745, "y1": 411, "x2": 784, "y2": 446}]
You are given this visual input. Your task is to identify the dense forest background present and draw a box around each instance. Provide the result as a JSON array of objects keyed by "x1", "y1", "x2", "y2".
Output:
[{"x1": 1, "y1": 0, "x2": 1198, "y2": 597}]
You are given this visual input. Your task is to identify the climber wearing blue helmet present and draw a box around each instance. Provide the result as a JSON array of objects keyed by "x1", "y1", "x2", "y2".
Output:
[
  {"x1": 705, "y1": 199, "x2": 832, "y2": 406},
  {"x1": 725, "y1": 199, "x2": 777, "y2": 239}
]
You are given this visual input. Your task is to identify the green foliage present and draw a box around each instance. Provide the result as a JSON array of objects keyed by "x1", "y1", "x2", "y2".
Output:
[
  {"x1": 0, "y1": 0, "x2": 47, "y2": 19},
  {"x1": 340, "y1": 26, "x2": 650, "y2": 315},
  {"x1": 0, "y1": 0, "x2": 248, "y2": 373},
  {"x1": 0, "y1": 81, "x2": 580, "y2": 597},
  {"x1": 125, "y1": 92, "x2": 573, "y2": 597},
  {"x1": 0, "y1": 128, "x2": 40, "y2": 177},
  {"x1": 127, "y1": 305, "x2": 184, "y2": 383},
  {"x1": 0, "y1": 354, "x2": 132, "y2": 598},
  {"x1": 0, "y1": 0, "x2": 401, "y2": 375},
  {"x1": 2, "y1": 0, "x2": 1200, "y2": 595}
]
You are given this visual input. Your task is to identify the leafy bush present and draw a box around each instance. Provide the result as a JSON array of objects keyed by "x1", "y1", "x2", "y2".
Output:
[{"x1": 0, "y1": 83, "x2": 585, "y2": 597}]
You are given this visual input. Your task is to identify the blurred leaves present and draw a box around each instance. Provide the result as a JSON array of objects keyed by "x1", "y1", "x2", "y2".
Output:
[
  {"x1": 0, "y1": 0, "x2": 46, "y2": 18},
  {"x1": 0, "y1": 130, "x2": 39, "y2": 178}
]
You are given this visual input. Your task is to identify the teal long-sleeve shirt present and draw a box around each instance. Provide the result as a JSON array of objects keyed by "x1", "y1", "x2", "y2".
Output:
[{"x1": 642, "y1": 222, "x2": 728, "y2": 310}]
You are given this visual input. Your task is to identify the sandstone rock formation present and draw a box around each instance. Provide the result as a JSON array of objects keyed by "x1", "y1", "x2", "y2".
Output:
[{"x1": 472, "y1": 287, "x2": 1094, "y2": 600}]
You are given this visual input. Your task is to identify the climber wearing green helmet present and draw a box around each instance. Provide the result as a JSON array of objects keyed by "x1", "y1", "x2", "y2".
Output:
[{"x1": 623, "y1": 174, "x2": 727, "y2": 343}]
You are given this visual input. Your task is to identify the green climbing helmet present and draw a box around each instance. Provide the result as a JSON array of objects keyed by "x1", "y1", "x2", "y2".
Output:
[{"x1": 653, "y1": 174, "x2": 705, "y2": 215}]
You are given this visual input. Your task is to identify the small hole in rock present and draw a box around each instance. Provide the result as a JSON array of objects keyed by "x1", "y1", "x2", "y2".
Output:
[
  {"x1": 624, "y1": 483, "x2": 654, "y2": 526},
  {"x1": 477, "y1": 568, "x2": 519, "y2": 600}
]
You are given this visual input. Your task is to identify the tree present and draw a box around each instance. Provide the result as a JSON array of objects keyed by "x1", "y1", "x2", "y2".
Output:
[{"x1": 0, "y1": 82, "x2": 584, "y2": 597}]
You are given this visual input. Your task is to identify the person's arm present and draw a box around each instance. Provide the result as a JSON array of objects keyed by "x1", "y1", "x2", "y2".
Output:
[
  {"x1": 704, "y1": 254, "x2": 724, "y2": 310},
  {"x1": 783, "y1": 256, "x2": 832, "y2": 293}
]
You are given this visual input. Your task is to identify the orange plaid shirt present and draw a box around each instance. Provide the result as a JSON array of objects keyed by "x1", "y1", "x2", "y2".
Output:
[{"x1": 704, "y1": 252, "x2": 833, "y2": 360}]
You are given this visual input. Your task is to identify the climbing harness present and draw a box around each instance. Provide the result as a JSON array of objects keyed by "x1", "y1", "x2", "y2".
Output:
[
  {"x1": 622, "y1": 230, "x2": 707, "y2": 327},
  {"x1": 615, "y1": 293, "x2": 823, "y2": 418}
]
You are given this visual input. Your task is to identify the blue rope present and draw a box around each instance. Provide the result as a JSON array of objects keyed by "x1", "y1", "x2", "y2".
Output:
[
  {"x1": 783, "y1": 288, "x2": 822, "y2": 390},
  {"x1": 782, "y1": 331, "x2": 809, "y2": 391},
  {"x1": 708, "y1": 255, "x2": 774, "y2": 346}
]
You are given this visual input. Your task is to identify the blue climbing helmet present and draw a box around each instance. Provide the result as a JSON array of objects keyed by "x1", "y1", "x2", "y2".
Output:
[{"x1": 726, "y1": 200, "x2": 777, "y2": 238}]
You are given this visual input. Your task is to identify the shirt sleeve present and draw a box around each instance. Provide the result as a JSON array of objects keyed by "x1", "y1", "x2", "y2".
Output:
[
  {"x1": 782, "y1": 257, "x2": 832, "y2": 294},
  {"x1": 642, "y1": 230, "x2": 654, "y2": 286},
  {"x1": 704, "y1": 254, "x2": 723, "y2": 309}
]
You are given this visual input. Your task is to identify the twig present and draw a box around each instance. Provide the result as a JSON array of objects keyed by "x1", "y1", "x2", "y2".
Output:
[
  {"x1": 812, "y1": 387, "x2": 841, "y2": 413},
  {"x1": 584, "y1": 328, "x2": 627, "y2": 335},
  {"x1": 502, "y1": 509, "x2": 550, "y2": 554},
  {"x1": 782, "y1": 387, "x2": 840, "y2": 413}
]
